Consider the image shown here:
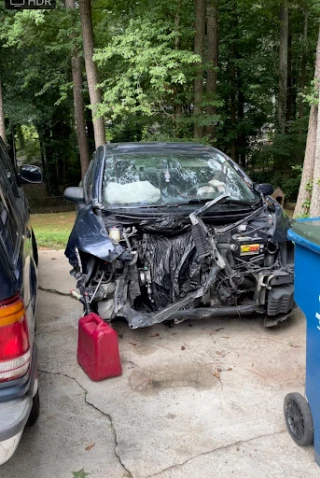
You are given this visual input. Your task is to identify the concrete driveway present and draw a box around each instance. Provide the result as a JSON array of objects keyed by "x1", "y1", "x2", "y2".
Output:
[{"x1": 2, "y1": 250, "x2": 320, "y2": 478}]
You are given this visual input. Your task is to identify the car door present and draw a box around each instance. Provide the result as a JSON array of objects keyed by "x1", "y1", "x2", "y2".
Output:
[
  {"x1": 0, "y1": 183, "x2": 19, "y2": 301},
  {"x1": 0, "y1": 155, "x2": 21, "y2": 269},
  {"x1": 0, "y1": 143, "x2": 36, "y2": 345}
]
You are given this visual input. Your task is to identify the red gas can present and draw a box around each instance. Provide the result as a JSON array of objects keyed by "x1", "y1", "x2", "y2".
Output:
[{"x1": 77, "y1": 313, "x2": 122, "y2": 381}]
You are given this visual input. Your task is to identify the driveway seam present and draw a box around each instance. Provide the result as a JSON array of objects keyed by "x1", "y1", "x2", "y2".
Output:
[
  {"x1": 39, "y1": 369, "x2": 133, "y2": 478},
  {"x1": 144, "y1": 430, "x2": 286, "y2": 478},
  {"x1": 38, "y1": 286, "x2": 75, "y2": 298}
]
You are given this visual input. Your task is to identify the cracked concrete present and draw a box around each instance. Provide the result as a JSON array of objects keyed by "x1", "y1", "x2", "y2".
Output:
[
  {"x1": 144, "y1": 431, "x2": 286, "y2": 478},
  {"x1": 39, "y1": 368, "x2": 133, "y2": 477},
  {"x1": 2, "y1": 249, "x2": 320, "y2": 477},
  {"x1": 145, "y1": 430, "x2": 316, "y2": 478},
  {"x1": 38, "y1": 286, "x2": 76, "y2": 298}
]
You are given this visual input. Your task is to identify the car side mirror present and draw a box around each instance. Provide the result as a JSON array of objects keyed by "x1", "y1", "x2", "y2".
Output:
[
  {"x1": 64, "y1": 187, "x2": 85, "y2": 204},
  {"x1": 19, "y1": 165, "x2": 42, "y2": 184},
  {"x1": 254, "y1": 183, "x2": 274, "y2": 196}
]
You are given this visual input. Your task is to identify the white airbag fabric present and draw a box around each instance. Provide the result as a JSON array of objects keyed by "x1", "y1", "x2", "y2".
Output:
[{"x1": 104, "y1": 181, "x2": 161, "y2": 205}]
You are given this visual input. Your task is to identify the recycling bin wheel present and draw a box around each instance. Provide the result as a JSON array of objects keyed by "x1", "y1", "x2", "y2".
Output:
[{"x1": 284, "y1": 392, "x2": 314, "y2": 446}]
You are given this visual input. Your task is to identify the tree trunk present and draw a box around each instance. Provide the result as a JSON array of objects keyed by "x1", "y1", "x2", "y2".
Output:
[
  {"x1": 295, "y1": 26, "x2": 320, "y2": 217},
  {"x1": 230, "y1": 78, "x2": 236, "y2": 160},
  {"x1": 174, "y1": 0, "x2": 182, "y2": 137},
  {"x1": 85, "y1": 107, "x2": 95, "y2": 151},
  {"x1": 309, "y1": 85, "x2": 320, "y2": 217},
  {"x1": 286, "y1": 18, "x2": 294, "y2": 123},
  {"x1": 278, "y1": 0, "x2": 289, "y2": 134},
  {"x1": 237, "y1": 88, "x2": 246, "y2": 167},
  {"x1": 174, "y1": 0, "x2": 181, "y2": 51},
  {"x1": 79, "y1": 0, "x2": 105, "y2": 148},
  {"x1": 66, "y1": 0, "x2": 90, "y2": 178},
  {"x1": 294, "y1": 106, "x2": 317, "y2": 216},
  {"x1": 72, "y1": 54, "x2": 90, "y2": 177},
  {"x1": 16, "y1": 125, "x2": 25, "y2": 150},
  {"x1": 44, "y1": 126, "x2": 59, "y2": 196},
  {"x1": 39, "y1": 137, "x2": 47, "y2": 178},
  {"x1": 228, "y1": 3, "x2": 238, "y2": 161},
  {"x1": 298, "y1": 12, "x2": 308, "y2": 120},
  {"x1": 229, "y1": 49, "x2": 237, "y2": 161},
  {"x1": 0, "y1": 78, "x2": 6, "y2": 144},
  {"x1": 7, "y1": 126, "x2": 16, "y2": 163},
  {"x1": 206, "y1": 0, "x2": 218, "y2": 143},
  {"x1": 193, "y1": 0, "x2": 206, "y2": 139}
]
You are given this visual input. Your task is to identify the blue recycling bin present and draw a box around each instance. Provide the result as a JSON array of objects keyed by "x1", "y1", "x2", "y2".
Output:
[{"x1": 284, "y1": 218, "x2": 320, "y2": 464}]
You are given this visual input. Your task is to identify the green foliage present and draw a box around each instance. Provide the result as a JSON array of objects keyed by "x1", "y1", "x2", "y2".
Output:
[
  {"x1": 301, "y1": 79, "x2": 319, "y2": 106},
  {"x1": 72, "y1": 469, "x2": 90, "y2": 478},
  {"x1": 0, "y1": 4, "x2": 83, "y2": 191},
  {"x1": 250, "y1": 169, "x2": 302, "y2": 201},
  {"x1": 248, "y1": 114, "x2": 309, "y2": 200},
  {"x1": 19, "y1": 125, "x2": 41, "y2": 163},
  {"x1": 0, "y1": 0, "x2": 319, "y2": 200},
  {"x1": 94, "y1": 17, "x2": 199, "y2": 121}
]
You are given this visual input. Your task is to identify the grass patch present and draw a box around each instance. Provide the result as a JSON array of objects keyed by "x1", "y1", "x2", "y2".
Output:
[{"x1": 31, "y1": 211, "x2": 76, "y2": 249}]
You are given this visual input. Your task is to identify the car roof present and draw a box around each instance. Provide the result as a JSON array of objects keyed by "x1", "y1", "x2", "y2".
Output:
[{"x1": 104, "y1": 142, "x2": 223, "y2": 155}]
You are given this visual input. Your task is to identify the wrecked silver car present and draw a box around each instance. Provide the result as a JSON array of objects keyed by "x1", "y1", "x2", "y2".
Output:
[{"x1": 64, "y1": 142, "x2": 294, "y2": 329}]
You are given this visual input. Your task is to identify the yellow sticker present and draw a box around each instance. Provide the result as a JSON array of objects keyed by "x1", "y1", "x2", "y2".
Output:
[{"x1": 240, "y1": 244, "x2": 261, "y2": 255}]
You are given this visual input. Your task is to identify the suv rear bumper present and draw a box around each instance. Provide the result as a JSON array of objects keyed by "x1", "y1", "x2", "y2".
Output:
[
  {"x1": 0, "y1": 346, "x2": 38, "y2": 465},
  {"x1": 0, "y1": 392, "x2": 34, "y2": 465},
  {"x1": 0, "y1": 394, "x2": 33, "y2": 443},
  {"x1": 0, "y1": 431, "x2": 23, "y2": 466}
]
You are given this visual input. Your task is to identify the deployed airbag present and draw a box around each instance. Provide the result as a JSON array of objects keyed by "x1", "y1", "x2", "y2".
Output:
[{"x1": 104, "y1": 181, "x2": 161, "y2": 205}]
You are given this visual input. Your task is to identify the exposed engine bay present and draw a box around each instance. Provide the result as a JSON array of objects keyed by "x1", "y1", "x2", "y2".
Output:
[{"x1": 67, "y1": 195, "x2": 295, "y2": 329}]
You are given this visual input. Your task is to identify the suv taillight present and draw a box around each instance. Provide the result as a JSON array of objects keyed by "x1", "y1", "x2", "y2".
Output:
[{"x1": 0, "y1": 293, "x2": 30, "y2": 382}]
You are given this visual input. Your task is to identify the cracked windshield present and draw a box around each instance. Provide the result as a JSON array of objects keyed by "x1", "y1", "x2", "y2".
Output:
[{"x1": 103, "y1": 152, "x2": 257, "y2": 207}]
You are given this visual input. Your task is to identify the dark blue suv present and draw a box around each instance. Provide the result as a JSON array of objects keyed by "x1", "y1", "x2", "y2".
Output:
[{"x1": 0, "y1": 138, "x2": 42, "y2": 465}]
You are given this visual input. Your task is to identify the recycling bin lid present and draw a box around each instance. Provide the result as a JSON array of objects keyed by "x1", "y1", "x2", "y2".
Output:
[{"x1": 289, "y1": 218, "x2": 320, "y2": 254}]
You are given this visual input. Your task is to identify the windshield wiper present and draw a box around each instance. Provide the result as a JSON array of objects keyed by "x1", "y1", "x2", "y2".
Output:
[
  {"x1": 180, "y1": 197, "x2": 260, "y2": 207},
  {"x1": 190, "y1": 193, "x2": 230, "y2": 218},
  {"x1": 104, "y1": 203, "x2": 175, "y2": 211},
  {"x1": 103, "y1": 196, "x2": 260, "y2": 212},
  {"x1": 224, "y1": 198, "x2": 261, "y2": 207}
]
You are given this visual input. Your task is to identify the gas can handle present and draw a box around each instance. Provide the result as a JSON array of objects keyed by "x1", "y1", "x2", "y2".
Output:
[
  {"x1": 96, "y1": 320, "x2": 105, "y2": 330},
  {"x1": 81, "y1": 313, "x2": 105, "y2": 329}
]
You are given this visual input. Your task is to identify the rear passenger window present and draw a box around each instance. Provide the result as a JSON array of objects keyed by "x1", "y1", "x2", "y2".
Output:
[
  {"x1": 0, "y1": 187, "x2": 18, "y2": 259},
  {"x1": 0, "y1": 143, "x2": 19, "y2": 198}
]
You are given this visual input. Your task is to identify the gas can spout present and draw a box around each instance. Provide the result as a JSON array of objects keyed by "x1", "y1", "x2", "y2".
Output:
[
  {"x1": 70, "y1": 289, "x2": 91, "y2": 315},
  {"x1": 70, "y1": 289, "x2": 82, "y2": 300}
]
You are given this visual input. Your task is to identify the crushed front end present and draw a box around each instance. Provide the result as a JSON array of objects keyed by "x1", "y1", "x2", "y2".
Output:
[{"x1": 65, "y1": 198, "x2": 294, "y2": 329}]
